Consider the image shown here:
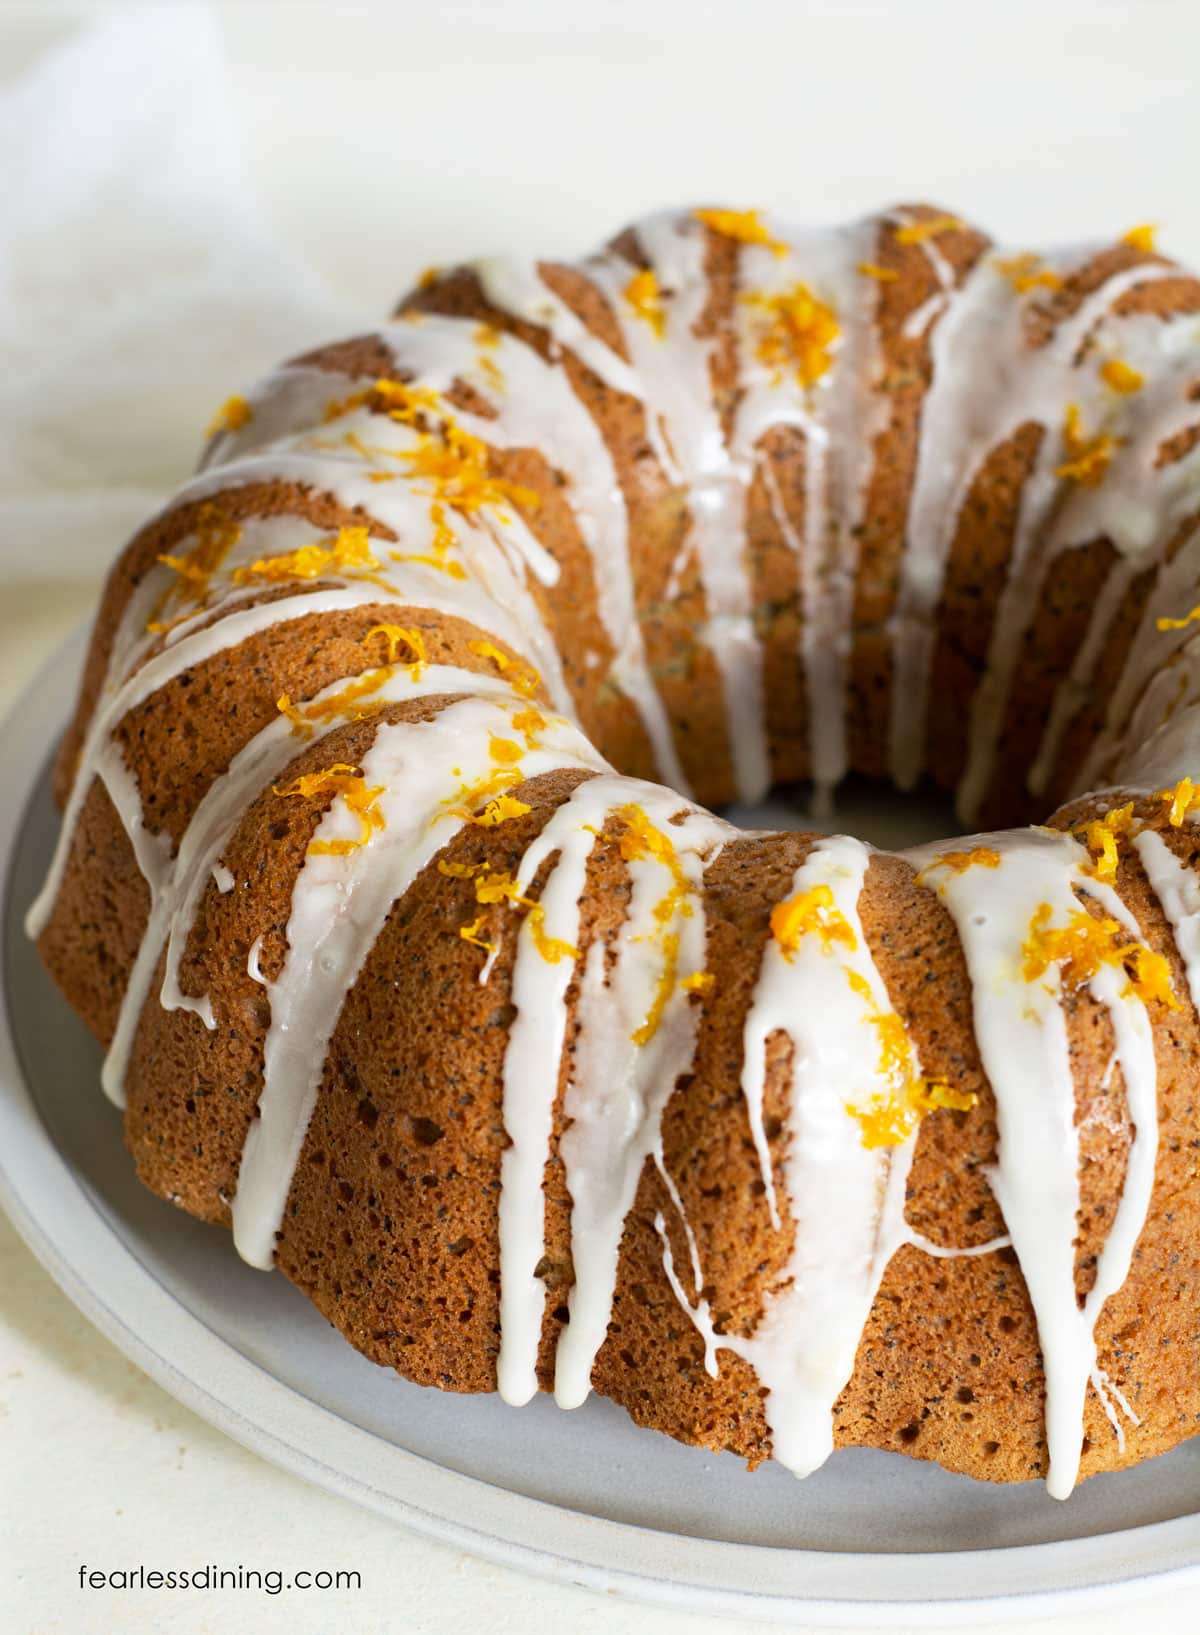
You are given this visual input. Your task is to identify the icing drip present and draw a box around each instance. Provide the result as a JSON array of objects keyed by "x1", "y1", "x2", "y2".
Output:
[
  {"x1": 890, "y1": 251, "x2": 1177, "y2": 805},
  {"x1": 712, "y1": 835, "x2": 923, "y2": 1475},
  {"x1": 907, "y1": 829, "x2": 1159, "y2": 1497},
  {"x1": 553, "y1": 799, "x2": 726, "y2": 1409},
  {"x1": 234, "y1": 697, "x2": 604, "y2": 1268},
  {"x1": 493, "y1": 773, "x2": 730, "y2": 1405},
  {"x1": 1134, "y1": 827, "x2": 1200, "y2": 1011},
  {"x1": 470, "y1": 256, "x2": 642, "y2": 397},
  {"x1": 103, "y1": 662, "x2": 513, "y2": 1106}
]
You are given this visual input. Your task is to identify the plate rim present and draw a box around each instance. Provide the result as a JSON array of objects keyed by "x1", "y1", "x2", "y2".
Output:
[{"x1": 5, "y1": 628, "x2": 1200, "y2": 1627}]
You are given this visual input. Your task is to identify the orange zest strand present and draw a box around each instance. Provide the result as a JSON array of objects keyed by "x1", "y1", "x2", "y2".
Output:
[
  {"x1": 275, "y1": 694, "x2": 313, "y2": 738},
  {"x1": 273, "y1": 764, "x2": 386, "y2": 855},
  {"x1": 232, "y1": 525, "x2": 389, "y2": 587},
  {"x1": 1158, "y1": 777, "x2": 1200, "y2": 826},
  {"x1": 1057, "y1": 403, "x2": 1121, "y2": 486},
  {"x1": 323, "y1": 378, "x2": 443, "y2": 427},
  {"x1": 917, "y1": 847, "x2": 1001, "y2": 882},
  {"x1": 474, "y1": 322, "x2": 505, "y2": 391},
  {"x1": 894, "y1": 215, "x2": 963, "y2": 245},
  {"x1": 466, "y1": 639, "x2": 541, "y2": 697},
  {"x1": 462, "y1": 794, "x2": 532, "y2": 828},
  {"x1": 693, "y1": 207, "x2": 786, "y2": 255},
  {"x1": 741, "y1": 282, "x2": 840, "y2": 389},
  {"x1": 623, "y1": 268, "x2": 666, "y2": 336},
  {"x1": 681, "y1": 970, "x2": 715, "y2": 995},
  {"x1": 613, "y1": 805, "x2": 699, "y2": 1046},
  {"x1": 364, "y1": 623, "x2": 427, "y2": 677},
  {"x1": 1022, "y1": 903, "x2": 1177, "y2": 1008},
  {"x1": 993, "y1": 253, "x2": 1063, "y2": 294},
  {"x1": 1077, "y1": 802, "x2": 1135, "y2": 883},
  {"x1": 1156, "y1": 607, "x2": 1200, "y2": 633},
  {"x1": 1101, "y1": 358, "x2": 1144, "y2": 394},
  {"x1": 843, "y1": 967, "x2": 975, "y2": 1148},
  {"x1": 1122, "y1": 224, "x2": 1158, "y2": 254},
  {"x1": 458, "y1": 913, "x2": 497, "y2": 956},
  {"x1": 858, "y1": 261, "x2": 898, "y2": 282},
  {"x1": 206, "y1": 395, "x2": 252, "y2": 437},
  {"x1": 444, "y1": 864, "x2": 580, "y2": 965},
  {"x1": 769, "y1": 883, "x2": 856, "y2": 958},
  {"x1": 146, "y1": 503, "x2": 243, "y2": 631}
]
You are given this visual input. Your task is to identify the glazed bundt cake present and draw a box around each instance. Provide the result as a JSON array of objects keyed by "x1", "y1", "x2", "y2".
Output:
[{"x1": 28, "y1": 203, "x2": 1200, "y2": 1498}]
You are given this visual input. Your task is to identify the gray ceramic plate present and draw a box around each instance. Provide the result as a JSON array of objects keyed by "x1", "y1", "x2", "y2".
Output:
[{"x1": 4, "y1": 631, "x2": 1200, "y2": 1626}]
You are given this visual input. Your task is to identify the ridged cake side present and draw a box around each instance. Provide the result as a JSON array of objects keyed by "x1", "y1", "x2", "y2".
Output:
[{"x1": 29, "y1": 204, "x2": 1200, "y2": 1495}]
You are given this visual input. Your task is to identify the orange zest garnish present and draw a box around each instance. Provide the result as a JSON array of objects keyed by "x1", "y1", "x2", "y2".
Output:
[
  {"x1": 474, "y1": 322, "x2": 504, "y2": 391},
  {"x1": 769, "y1": 882, "x2": 856, "y2": 958},
  {"x1": 443, "y1": 863, "x2": 580, "y2": 965},
  {"x1": 365, "y1": 623, "x2": 427, "y2": 677},
  {"x1": 1077, "y1": 802, "x2": 1135, "y2": 883},
  {"x1": 1057, "y1": 403, "x2": 1121, "y2": 486},
  {"x1": 1158, "y1": 777, "x2": 1200, "y2": 826},
  {"x1": 206, "y1": 395, "x2": 252, "y2": 437},
  {"x1": 146, "y1": 503, "x2": 243, "y2": 632},
  {"x1": 693, "y1": 207, "x2": 786, "y2": 256},
  {"x1": 917, "y1": 847, "x2": 1001, "y2": 882},
  {"x1": 466, "y1": 639, "x2": 540, "y2": 697},
  {"x1": 843, "y1": 967, "x2": 975, "y2": 1147},
  {"x1": 623, "y1": 268, "x2": 666, "y2": 337},
  {"x1": 461, "y1": 794, "x2": 532, "y2": 828},
  {"x1": 273, "y1": 764, "x2": 385, "y2": 855},
  {"x1": 611, "y1": 805, "x2": 700, "y2": 1046},
  {"x1": 1022, "y1": 902, "x2": 1176, "y2": 1008},
  {"x1": 992, "y1": 252, "x2": 1063, "y2": 294},
  {"x1": 894, "y1": 215, "x2": 963, "y2": 245},
  {"x1": 741, "y1": 282, "x2": 840, "y2": 389},
  {"x1": 1122, "y1": 224, "x2": 1158, "y2": 254},
  {"x1": 858, "y1": 261, "x2": 898, "y2": 282},
  {"x1": 458, "y1": 913, "x2": 497, "y2": 956},
  {"x1": 681, "y1": 970, "x2": 714, "y2": 995},
  {"x1": 1101, "y1": 358, "x2": 1144, "y2": 394},
  {"x1": 1157, "y1": 607, "x2": 1200, "y2": 633},
  {"x1": 232, "y1": 525, "x2": 388, "y2": 588},
  {"x1": 323, "y1": 378, "x2": 443, "y2": 427}
]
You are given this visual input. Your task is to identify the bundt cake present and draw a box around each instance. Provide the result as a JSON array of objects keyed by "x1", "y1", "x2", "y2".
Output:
[{"x1": 27, "y1": 203, "x2": 1200, "y2": 1499}]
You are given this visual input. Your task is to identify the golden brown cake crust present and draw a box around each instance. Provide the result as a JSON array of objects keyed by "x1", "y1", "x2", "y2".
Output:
[{"x1": 31, "y1": 202, "x2": 1200, "y2": 1493}]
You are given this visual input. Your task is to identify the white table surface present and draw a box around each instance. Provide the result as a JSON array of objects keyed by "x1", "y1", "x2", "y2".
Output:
[{"x1": 5, "y1": 2, "x2": 1200, "y2": 1629}]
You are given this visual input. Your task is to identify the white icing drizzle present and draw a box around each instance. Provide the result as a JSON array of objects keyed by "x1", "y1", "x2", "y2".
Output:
[
  {"x1": 696, "y1": 834, "x2": 926, "y2": 1476},
  {"x1": 103, "y1": 662, "x2": 513, "y2": 1105},
  {"x1": 889, "y1": 249, "x2": 1177, "y2": 804},
  {"x1": 552, "y1": 798, "x2": 726, "y2": 1409},
  {"x1": 28, "y1": 582, "x2": 443, "y2": 946},
  {"x1": 493, "y1": 772, "x2": 730, "y2": 1406},
  {"x1": 906, "y1": 829, "x2": 1159, "y2": 1498},
  {"x1": 470, "y1": 256, "x2": 641, "y2": 396},
  {"x1": 1134, "y1": 826, "x2": 1200, "y2": 1012},
  {"x1": 233, "y1": 697, "x2": 605, "y2": 1268}
]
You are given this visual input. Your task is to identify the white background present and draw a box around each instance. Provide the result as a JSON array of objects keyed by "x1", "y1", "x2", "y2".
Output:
[{"x1": 4, "y1": 1, "x2": 1200, "y2": 1630}]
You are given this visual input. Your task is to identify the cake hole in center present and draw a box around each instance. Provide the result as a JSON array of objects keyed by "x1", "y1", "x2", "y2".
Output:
[{"x1": 722, "y1": 775, "x2": 963, "y2": 853}]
